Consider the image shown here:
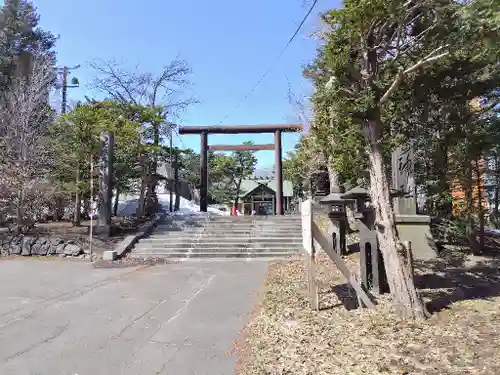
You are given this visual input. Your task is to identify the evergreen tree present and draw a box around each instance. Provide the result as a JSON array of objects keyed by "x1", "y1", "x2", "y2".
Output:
[{"x1": 0, "y1": 0, "x2": 56, "y2": 93}]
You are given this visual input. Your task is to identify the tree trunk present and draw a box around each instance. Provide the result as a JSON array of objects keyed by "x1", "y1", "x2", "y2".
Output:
[
  {"x1": 73, "y1": 161, "x2": 81, "y2": 226},
  {"x1": 15, "y1": 188, "x2": 24, "y2": 233},
  {"x1": 494, "y1": 153, "x2": 499, "y2": 222},
  {"x1": 234, "y1": 181, "x2": 241, "y2": 215},
  {"x1": 475, "y1": 158, "x2": 485, "y2": 252},
  {"x1": 364, "y1": 119, "x2": 428, "y2": 319},
  {"x1": 55, "y1": 201, "x2": 64, "y2": 222},
  {"x1": 113, "y1": 187, "x2": 120, "y2": 217},
  {"x1": 83, "y1": 197, "x2": 90, "y2": 220},
  {"x1": 463, "y1": 165, "x2": 479, "y2": 253},
  {"x1": 436, "y1": 141, "x2": 451, "y2": 218},
  {"x1": 327, "y1": 156, "x2": 340, "y2": 191}
]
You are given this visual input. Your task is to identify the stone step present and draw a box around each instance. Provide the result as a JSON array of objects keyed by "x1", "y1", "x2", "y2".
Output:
[
  {"x1": 134, "y1": 243, "x2": 303, "y2": 251},
  {"x1": 131, "y1": 213, "x2": 304, "y2": 259},
  {"x1": 147, "y1": 231, "x2": 303, "y2": 238},
  {"x1": 200, "y1": 222, "x2": 301, "y2": 228},
  {"x1": 198, "y1": 237, "x2": 302, "y2": 243},
  {"x1": 202, "y1": 228, "x2": 301, "y2": 233},
  {"x1": 155, "y1": 227, "x2": 302, "y2": 233},
  {"x1": 129, "y1": 251, "x2": 299, "y2": 259},
  {"x1": 134, "y1": 242, "x2": 302, "y2": 250},
  {"x1": 134, "y1": 244, "x2": 193, "y2": 251},
  {"x1": 203, "y1": 222, "x2": 301, "y2": 226},
  {"x1": 152, "y1": 230, "x2": 205, "y2": 236},
  {"x1": 204, "y1": 221, "x2": 301, "y2": 225},
  {"x1": 149, "y1": 232, "x2": 303, "y2": 238},
  {"x1": 136, "y1": 241, "x2": 196, "y2": 248},
  {"x1": 195, "y1": 242, "x2": 302, "y2": 249},
  {"x1": 147, "y1": 233, "x2": 202, "y2": 239},
  {"x1": 142, "y1": 236, "x2": 303, "y2": 244},
  {"x1": 154, "y1": 224, "x2": 205, "y2": 229},
  {"x1": 208, "y1": 215, "x2": 300, "y2": 219}
]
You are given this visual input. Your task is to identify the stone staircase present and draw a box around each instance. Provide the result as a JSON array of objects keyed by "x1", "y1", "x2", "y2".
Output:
[{"x1": 130, "y1": 214, "x2": 303, "y2": 259}]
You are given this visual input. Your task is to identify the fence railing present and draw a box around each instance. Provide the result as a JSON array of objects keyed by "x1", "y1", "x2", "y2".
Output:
[{"x1": 301, "y1": 199, "x2": 375, "y2": 310}]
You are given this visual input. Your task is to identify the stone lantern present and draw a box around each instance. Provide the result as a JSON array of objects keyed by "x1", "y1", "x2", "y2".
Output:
[
  {"x1": 342, "y1": 185, "x2": 389, "y2": 295},
  {"x1": 319, "y1": 187, "x2": 352, "y2": 256}
]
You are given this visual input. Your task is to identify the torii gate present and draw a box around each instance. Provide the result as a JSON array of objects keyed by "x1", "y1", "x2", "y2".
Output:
[{"x1": 178, "y1": 124, "x2": 303, "y2": 215}]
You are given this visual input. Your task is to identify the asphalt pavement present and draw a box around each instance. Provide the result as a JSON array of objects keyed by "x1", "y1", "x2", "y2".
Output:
[{"x1": 0, "y1": 258, "x2": 267, "y2": 375}]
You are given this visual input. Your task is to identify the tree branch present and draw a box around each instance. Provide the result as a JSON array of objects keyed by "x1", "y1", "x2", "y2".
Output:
[{"x1": 379, "y1": 46, "x2": 449, "y2": 104}]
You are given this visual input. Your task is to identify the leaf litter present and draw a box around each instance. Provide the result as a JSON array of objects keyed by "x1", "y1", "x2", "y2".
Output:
[{"x1": 236, "y1": 251, "x2": 500, "y2": 375}]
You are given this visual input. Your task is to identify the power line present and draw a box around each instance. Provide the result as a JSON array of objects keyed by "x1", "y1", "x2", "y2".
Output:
[{"x1": 216, "y1": 0, "x2": 320, "y2": 126}]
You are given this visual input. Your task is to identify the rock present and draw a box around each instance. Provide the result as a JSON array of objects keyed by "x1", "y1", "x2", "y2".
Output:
[
  {"x1": 31, "y1": 237, "x2": 48, "y2": 255},
  {"x1": 63, "y1": 243, "x2": 82, "y2": 256},
  {"x1": 1, "y1": 234, "x2": 91, "y2": 260},
  {"x1": 10, "y1": 235, "x2": 23, "y2": 255},
  {"x1": 102, "y1": 250, "x2": 117, "y2": 261},
  {"x1": 47, "y1": 245, "x2": 57, "y2": 255},
  {"x1": 55, "y1": 243, "x2": 66, "y2": 254},
  {"x1": 0, "y1": 238, "x2": 10, "y2": 256},
  {"x1": 50, "y1": 237, "x2": 64, "y2": 246},
  {"x1": 39, "y1": 239, "x2": 52, "y2": 255},
  {"x1": 22, "y1": 236, "x2": 36, "y2": 256}
]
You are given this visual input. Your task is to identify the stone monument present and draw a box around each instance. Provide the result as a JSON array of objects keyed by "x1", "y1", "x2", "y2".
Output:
[
  {"x1": 391, "y1": 145, "x2": 437, "y2": 260},
  {"x1": 97, "y1": 131, "x2": 114, "y2": 237},
  {"x1": 342, "y1": 185, "x2": 390, "y2": 295}
]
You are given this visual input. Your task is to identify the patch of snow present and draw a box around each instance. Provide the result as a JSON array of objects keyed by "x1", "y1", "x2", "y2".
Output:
[{"x1": 113, "y1": 191, "x2": 227, "y2": 217}]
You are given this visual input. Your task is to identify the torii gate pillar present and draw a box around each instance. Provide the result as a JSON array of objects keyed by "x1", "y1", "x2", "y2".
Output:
[
  {"x1": 274, "y1": 130, "x2": 283, "y2": 215},
  {"x1": 200, "y1": 132, "x2": 208, "y2": 212}
]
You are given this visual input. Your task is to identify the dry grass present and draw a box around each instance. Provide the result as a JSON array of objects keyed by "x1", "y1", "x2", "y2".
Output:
[{"x1": 237, "y1": 251, "x2": 500, "y2": 375}]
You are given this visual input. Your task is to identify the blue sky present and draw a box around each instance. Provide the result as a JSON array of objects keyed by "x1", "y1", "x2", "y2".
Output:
[{"x1": 31, "y1": 0, "x2": 334, "y2": 168}]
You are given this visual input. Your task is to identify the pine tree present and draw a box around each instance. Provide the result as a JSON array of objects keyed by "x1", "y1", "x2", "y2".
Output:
[{"x1": 0, "y1": 0, "x2": 56, "y2": 93}]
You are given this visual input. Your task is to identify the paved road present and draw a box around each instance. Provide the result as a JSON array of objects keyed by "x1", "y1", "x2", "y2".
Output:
[{"x1": 0, "y1": 258, "x2": 267, "y2": 375}]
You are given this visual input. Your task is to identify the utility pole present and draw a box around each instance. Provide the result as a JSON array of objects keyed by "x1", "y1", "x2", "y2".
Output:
[{"x1": 58, "y1": 65, "x2": 80, "y2": 114}]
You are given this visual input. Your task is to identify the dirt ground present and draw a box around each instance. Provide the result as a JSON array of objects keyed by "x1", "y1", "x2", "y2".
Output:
[{"x1": 236, "y1": 250, "x2": 500, "y2": 375}]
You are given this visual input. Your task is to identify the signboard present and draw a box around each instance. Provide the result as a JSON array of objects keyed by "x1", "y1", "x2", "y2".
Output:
[{"x1": 301, "y1": 200, "x2": 314, "y2": 255}]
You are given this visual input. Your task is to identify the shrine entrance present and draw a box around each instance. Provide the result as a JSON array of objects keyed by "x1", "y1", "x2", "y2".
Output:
[{"x1": 178, "y1": 124, "x2": 302, "y2": 215}]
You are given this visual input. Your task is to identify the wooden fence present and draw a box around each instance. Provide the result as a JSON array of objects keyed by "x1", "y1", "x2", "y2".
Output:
[{"x1": 301, "y1": 199, "x2": 375, "y2": 310}]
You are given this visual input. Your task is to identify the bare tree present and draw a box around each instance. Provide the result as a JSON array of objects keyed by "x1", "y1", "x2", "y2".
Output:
[
  {"x1": 89, "y1": 58, "x2": 195, "y2": 118},
  {"x1": 89, "y1": 58, "x2": 196, "y2": 216},
  {"x1": 0, "y1": 54, "x2": 55, "y2": 231}
]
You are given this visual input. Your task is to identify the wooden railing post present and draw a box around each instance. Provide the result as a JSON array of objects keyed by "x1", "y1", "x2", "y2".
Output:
[{"x1": 301, "y1": 199, "x2": 319, "y2": 311}]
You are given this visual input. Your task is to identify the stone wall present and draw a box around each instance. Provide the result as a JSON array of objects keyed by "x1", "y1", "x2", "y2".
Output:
[{"x1": 0, "y1": 235, "x2": 91, "y2": 259}]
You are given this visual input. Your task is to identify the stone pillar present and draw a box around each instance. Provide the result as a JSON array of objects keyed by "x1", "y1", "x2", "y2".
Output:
[
  {"x1": 391, "y1": 145, "x2": 417, "y2": 215},
  {"x1": 97, "y1": 132, "x2": 114, "y2": 236},
  {"x1": 357, "y1": 208, "x2": 389, "y2": 295},
  {"x1": 391, "y1": 144, "x2": 437, "y2": 260}
]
